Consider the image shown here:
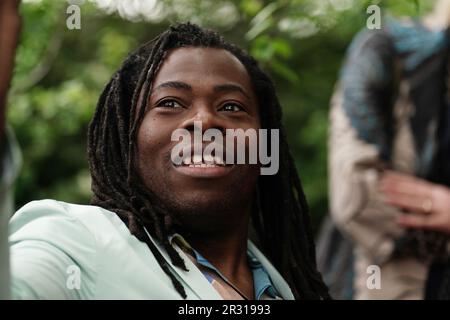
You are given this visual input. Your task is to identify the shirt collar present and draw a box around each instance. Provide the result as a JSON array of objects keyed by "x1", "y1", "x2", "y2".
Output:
[{"x1": 169, "y1": 233, "x2": 279, "y2": 299}]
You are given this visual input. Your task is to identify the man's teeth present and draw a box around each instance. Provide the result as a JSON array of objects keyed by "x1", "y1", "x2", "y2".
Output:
[
  {"x1": 188, "y1": 163, "x2": 220, "y2": 168},
  {"x1": 214, "y1": 156, "x2": 224, "y2": 165},
  {"x1": 203, "y1": 154, "x2": 214, "y2": 163},
  {"x1": 192, "y1": 154, "x2": 202, "y2": 164},
  {"x1": 180, "y1": 155, "x2": 226, "y2": 166}
]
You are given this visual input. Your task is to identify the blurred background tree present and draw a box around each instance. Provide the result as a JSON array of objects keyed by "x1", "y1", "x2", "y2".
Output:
[{"x1": 9, "y1": 0, "x2": 436, "y2": 233}]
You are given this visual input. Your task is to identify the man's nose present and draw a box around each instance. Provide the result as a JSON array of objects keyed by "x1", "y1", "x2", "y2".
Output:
[{"x1": 181, "y1": 104, "x2": 226, "y2": 134}]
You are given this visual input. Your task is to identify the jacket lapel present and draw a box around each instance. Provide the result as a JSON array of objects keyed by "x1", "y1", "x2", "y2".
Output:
[{"x1": 143, "y1": 227, "x2": 223, "y2": 300}]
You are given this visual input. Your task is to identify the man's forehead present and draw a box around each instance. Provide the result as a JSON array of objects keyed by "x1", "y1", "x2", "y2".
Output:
[{"x1": 153, "y1": 47, "x2": 251, "y2": 87}]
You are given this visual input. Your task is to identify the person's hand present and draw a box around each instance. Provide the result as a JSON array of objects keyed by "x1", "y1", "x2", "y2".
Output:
[
  {"x1": 380, "y1": 170, "x2": 450, "y2": 234},
  {"x1": 0, "y1": 0, "x2": 21, "y2": 143}
]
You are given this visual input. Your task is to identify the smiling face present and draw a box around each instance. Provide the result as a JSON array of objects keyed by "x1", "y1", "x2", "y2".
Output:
[{"x1": 136, "y1": 47, "x2": 261, "y2": 233}]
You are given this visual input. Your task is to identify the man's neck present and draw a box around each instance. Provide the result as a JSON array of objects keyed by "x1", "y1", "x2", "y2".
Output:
[
  {"x1": 187, "y1": 219, "x2": 249, "y2": 278},
  {"x1": 183, "y1": 206, "x2": 254, "y2": 299}
]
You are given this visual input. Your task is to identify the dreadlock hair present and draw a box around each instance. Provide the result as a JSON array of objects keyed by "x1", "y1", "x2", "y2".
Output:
[{"x1": 87, "y1": 22, "x2": 331, "y2": 300}]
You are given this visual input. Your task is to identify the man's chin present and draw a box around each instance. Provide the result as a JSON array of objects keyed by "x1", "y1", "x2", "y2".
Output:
[
  {"x1": 168, "y1": 194, "x2": 232, "y2": 218},
  {"x1": 165, "y1": 195, "x2": 243, "y2": 233}
]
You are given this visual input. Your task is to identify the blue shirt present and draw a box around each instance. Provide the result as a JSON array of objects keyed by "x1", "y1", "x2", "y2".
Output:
[{"x1": 192, "y1": 248, "x2": 280, "y2": 300}]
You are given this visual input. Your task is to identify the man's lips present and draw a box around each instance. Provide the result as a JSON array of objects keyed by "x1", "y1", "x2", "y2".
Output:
[{"x1": 173, "y1": 163, "x2": 235, "y2": 178}]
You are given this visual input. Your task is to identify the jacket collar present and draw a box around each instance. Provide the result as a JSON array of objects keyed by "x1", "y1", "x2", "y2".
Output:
[{"x1": 143, "y1": 229, "x2": 294, "y2": 300}]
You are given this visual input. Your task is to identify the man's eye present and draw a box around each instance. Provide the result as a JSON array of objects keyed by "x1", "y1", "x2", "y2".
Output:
[
  {"x1": 157, "y1": 100, "x2": 183, "y2": 109},
  {"x1": 220, "y1": 103, "x2": 244, "y2": 112}
]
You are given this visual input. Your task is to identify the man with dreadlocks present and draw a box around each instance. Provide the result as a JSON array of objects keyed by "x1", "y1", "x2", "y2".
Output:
[{"x1": 3, "y1": 23, "x2": 329, "y2": 300}]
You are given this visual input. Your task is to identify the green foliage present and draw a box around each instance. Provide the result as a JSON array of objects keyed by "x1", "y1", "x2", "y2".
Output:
[{"x1": 8, "y1": 0, "x2": 438, "y2": 233}]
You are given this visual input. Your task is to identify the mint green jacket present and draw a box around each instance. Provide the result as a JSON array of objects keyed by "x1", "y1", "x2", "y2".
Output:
[{"x1": 8, "y1": 199, "x2": 295, "y2": 300}]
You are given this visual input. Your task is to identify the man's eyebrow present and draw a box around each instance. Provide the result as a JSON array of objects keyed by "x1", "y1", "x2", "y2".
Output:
[
  {"x1": 152, "y1": 81, "x2": 250, "y2": 99},
  {"x1": 153, "y1": 81, "x2": 192, "y2": 91},
  {"x1": 214, "y1": 84, "x2": 250, "y2": 99}
]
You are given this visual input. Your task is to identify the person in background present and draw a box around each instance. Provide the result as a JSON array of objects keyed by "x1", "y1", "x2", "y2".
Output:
[
  {"x1": 0, "y1": 0, "x2": 22, "y2": 300},
  {"x1": 328, "y1": 0, "x2": 450, "y2": 299}
]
